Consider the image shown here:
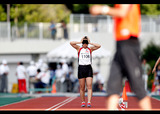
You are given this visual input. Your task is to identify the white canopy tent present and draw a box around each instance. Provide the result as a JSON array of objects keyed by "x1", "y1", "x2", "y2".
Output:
[{"x1": 46, "y1": 39, "x2": 111, "y2": 61}]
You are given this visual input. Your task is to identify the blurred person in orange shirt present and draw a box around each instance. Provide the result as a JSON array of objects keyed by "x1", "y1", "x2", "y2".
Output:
[{"x1": 90, "y1": 4, "x2": 152, "y2": 110}]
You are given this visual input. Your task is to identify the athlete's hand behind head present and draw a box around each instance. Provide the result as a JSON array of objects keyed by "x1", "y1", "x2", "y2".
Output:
[{"x1": 89, "y1": 5, "x2": 103, "y2": 15}]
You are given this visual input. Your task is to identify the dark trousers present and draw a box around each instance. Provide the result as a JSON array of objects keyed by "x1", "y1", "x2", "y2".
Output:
[{"x1": 0, "y1": 74, "x2": 8, "y2": 93}]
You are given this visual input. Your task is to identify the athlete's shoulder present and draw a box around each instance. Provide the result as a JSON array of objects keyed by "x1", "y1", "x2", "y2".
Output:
[{"x1": 87, "y1": 47, "x2": 92, "y2": 53}]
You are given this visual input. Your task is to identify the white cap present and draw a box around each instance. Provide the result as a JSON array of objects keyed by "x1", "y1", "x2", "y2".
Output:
[
  {"x1": 2, "y1": 59, "x2": 7, "y2": 65},
  {"x1": 30, "y1": 61, "x2": 34, "y2": 65},
  {"x1": 38, "y1": 59, "x2": 43, "y2": 63},
  {"x1": 60, "y1": 59, "x2": 66, "y2": 63}
]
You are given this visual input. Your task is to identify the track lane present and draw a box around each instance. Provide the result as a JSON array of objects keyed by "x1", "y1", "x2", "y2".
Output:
[
  {"x1": 0, "y1": 96, "x2": 160, "y2": 110},
  {"x1": 0, "y1": 97, "x2": 69, "y2": 111}
]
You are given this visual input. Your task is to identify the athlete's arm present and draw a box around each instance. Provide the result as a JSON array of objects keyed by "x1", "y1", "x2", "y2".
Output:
[
  {"x1": 152, "y1": 57, "x2": 160, "y2": 73},
  {"x1": 89, "y1": 42, "x2": 101, "y2": 52},
  {"x1": 89, "y1": 4, "x2": 130, "y2": 18},
  {"x1": 70, "y1": 41, "x2": 81, "y2": 52}
]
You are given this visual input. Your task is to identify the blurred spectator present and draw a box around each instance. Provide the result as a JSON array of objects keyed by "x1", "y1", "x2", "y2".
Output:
[
  {"x1": 93, "y1": 69, "x2": 104, "y2": 92},
  {"x1": 69, "y1": 69, "x2": 79, "y2": 93},
  {"x1": 153, "y1": 64, "x2": 160, "y2": 94},
  {"x1": 26, "y1": 61, "x2": 37, "y2": 90},
  {"x1": 55, "y1": 64, "x2": 64, "y2": 92},
  {"x1": 36, "y1": 59, "x2": 43, "y2": 70},
  {"x1": 49, "y1": 67, "x2": 55, "y2": 88},
  {"x1": 35, "y1": 63, "x2": 50, "y2": 89},
  {"x1": 141, "y1": 58, "x2": 151, "y2": 91},
  {"x1": 16, "y1": 62, "x2": 27, "y2": 93},
  {"x1": 61, "y1": 20, "x2": 68, "y2": 40},
  {"x1": 0, "y1": 59, "x2": 10, "y2": 93},
  {"x1": 49, "y1": 20, "x2": 57, "y2": 40},
  {"x1": 61, "y1": 59, "x2": 69, "y2": 92}
]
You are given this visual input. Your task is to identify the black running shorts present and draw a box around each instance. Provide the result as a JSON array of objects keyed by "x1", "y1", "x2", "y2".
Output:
[
  {"x1": 78, "y1": 65, "x2": 93, "y2": 79},
  {"x1": 107, "y1": 37, "x2": 147, "y2": 100}
]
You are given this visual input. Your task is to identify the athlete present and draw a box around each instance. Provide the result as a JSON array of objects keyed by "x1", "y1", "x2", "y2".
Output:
[
  {"x1": 152, "y1": 56, "x2": 160, "y2": 73},
  {"x1": 70, "y1": 36, "x2": 101, "y2": 107},
  {"x1": 90, "y1": 4, "x2": 152, "y2": 110}
]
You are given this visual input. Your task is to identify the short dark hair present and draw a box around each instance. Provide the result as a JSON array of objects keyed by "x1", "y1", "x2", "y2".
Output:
[
  {"x1": 84, "y1": 36, "x2": 88, "y2": 39},
  {"x1": 37, "y1": 69, "x2": 41, "y2": 73},
  {"x1": 82, "y1": 39, "x2": 88, "y2": 44},
  {"x1": 20, "y1": 62, "x2": 23, "y2": 65}
]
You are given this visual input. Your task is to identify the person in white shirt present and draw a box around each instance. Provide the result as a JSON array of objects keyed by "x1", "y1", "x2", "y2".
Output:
[
  {"x1": 36, "y1": 59, "x2": 43, "y2": 71},
  {"x1": 16, "y1": 62, "x2": 27, "y2": 93},
  {"x1": 61, "y1": 60, "x2": 69, "y2": 92},
  {"x1": 26, "y1": 61, "x2": 37, "y2": 89},
  {"x1": 0, "y1": 59, "x2": 10, "y2": 93},
  {"x1": 55, "y1": 64, "x2": 64, "y2": 92},
  {"x1": 35, "y1": 64, "x2": 50, "y2": 89}
]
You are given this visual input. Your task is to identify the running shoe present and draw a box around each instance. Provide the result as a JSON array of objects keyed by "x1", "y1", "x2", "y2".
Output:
[
  {"x1": 87, "y1": 102, "x2": 91, "y2": 107},
  {"x1": 81, "y1": 102, "x2": 85, "y2": 107}
]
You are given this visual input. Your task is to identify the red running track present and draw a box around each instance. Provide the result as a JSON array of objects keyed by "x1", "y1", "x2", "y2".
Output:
[{"x1": 0, "y1": 96, "x2": 160, "y2": 111}]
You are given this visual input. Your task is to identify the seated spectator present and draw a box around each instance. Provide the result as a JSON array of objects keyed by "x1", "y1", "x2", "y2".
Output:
[{"x1": 35, "y1": 65, "x2": 50, "y2": 89}]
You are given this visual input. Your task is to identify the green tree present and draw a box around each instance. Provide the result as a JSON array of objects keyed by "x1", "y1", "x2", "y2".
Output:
[
  {"x1": 10, "y1": 4, "x2": 71, "y2": 24},
  {"x1": 0, "y1": 5, "x2": 7, "y2": 21},
  {"x1": 141, "y1": 4, "x2": 160, "y2": 15}
]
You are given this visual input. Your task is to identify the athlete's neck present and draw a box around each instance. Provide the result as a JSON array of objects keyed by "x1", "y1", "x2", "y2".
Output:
[{"x1": 83, "y1": 47, "x2": 88, "y2": 49}]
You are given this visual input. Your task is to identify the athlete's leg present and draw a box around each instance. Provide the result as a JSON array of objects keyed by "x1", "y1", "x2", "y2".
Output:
[
  {"x1": 107, "y1": 94, "x2": 119, "y2": 110},
  {"x1": 121, "y1": 39, "x2": 152, "y2": 110},
  {"x1": 86, "y1": 77, "x2": 93, "y2": 103},
  {"x1": 106, "y1": 44, "x2": 123, "y2": 110},
  {"x1": 139, "y1": 96, "x2": 152, "y2": 110},
  {"x1": 79, "y1": 78, "x2": 86, "y2": 103}
]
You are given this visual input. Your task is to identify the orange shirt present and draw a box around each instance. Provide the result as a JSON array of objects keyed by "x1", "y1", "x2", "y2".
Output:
[{"x1": 114, "y1": 4, "x2": 141, "y2": 41}]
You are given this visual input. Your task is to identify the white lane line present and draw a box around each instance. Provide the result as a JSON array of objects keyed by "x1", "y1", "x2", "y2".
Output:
[
  {"x1": 51, "y1": 97, "x2": 77, "y2": 111},
  {"x1": 46, "y1": 97, "x2": 73, "y2": 111},
  {"x1": 45, "y1": 97, "x2": 76, "y2": 111}
]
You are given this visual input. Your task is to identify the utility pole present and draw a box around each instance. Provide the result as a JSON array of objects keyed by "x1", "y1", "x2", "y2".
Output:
[
  {"x1": 7, "y1": 4, "x2": 11, "y2": 40},
  {"x1": 7, "y1": 4, "x2": 10, "y2": 22}
]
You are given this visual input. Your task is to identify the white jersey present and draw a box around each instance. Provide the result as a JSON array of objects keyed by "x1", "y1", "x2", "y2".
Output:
[{"x1": 78, "y1": 47, "x2": 92, "y2": 65}]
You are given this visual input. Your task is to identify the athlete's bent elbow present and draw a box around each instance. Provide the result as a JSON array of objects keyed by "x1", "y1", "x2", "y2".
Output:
[
  {"x1": 98, "y1": 45, "x2": 101, "y2": 49},
  {"x1": 70, "y1": 42, "x2": 73, "y2": 45}
]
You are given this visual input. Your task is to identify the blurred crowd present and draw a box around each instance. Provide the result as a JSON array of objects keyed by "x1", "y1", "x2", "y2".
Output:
[
  {"x1": 1, "y1": 58, "x2": 158, "y2": 94},
  {"x1": 0, "y1": 58, "x2": 106, "y2": 94}
]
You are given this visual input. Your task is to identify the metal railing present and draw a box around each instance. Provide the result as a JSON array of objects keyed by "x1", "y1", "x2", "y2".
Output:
[
  {"x1": 0, "y1": 22, "x2": 67, "y2": 41},
  {"x1": 69, "y1": 14, "x2": 160, "y2": 33},
  {"x1": 0, "y1": 14, "x2": 160, "y2": 41},
  {"x1": 11, "y1": 22, "x2": 66, "y2": 41}
]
